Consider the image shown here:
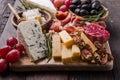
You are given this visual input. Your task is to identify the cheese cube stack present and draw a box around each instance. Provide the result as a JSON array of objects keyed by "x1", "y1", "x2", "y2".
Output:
[
  {"x1": 52, "y1": 33, "x2": 62, "y2": 61},
  {"x1": 62, "y1": 44, "x2": 72, "y2": 64},
  {"x1": 17, "y1": 20, "x2": 47, "y2": 61},
  {"x1": 81, "y1": 32, "x2": 97, "y2": 52},
  {"x1": 59, "y1": 30, "x2": 74, "y2": 48},
  {"x1": 72, "y1": 45, "x2": 81, "y2": 61},
  {"x1": 22, "y1": 9, "x2": 42, "y2": 24}
]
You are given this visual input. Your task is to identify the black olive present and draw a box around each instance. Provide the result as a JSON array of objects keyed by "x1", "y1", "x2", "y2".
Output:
[
  {"x1": 80, "y1": 9, "x2": 89, "y2": 16},
  {"x1": 69, "y1": 4, "x2": 77, "y2": 12},
  {"x1": 98, "y1": 5, "x2": 103, "y2": 11},
  {"x1": 77, "y1": 5, "x2": 81, "y2": 8},
  {"x1": 81, "y1": 4, "x2": 90, "y2": 10},
  {"x1": 90, "y1": 10, "x2": 98, "y2": 15},
  {"x1": 72, "y1": 0, "x2": 81, "y2": 5},
  {"x1": 75, "y1": 8, "x2": 81, "y2": 15},
  {"x1": 91, "y1": 0, "x2": 100, "y2": 3},
  {"x1": 91, "y1": 2, "x2": 101, "y2": 10},
  {"x1": 81, "y1": 0, "x2": 91, "y2": 4}
]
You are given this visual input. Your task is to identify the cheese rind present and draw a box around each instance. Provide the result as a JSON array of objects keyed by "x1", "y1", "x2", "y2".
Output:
[
  {"x1": 59, "y1": 30, "x2": 74, "y2": 48},
  {"x1": 17, "y1": 20, "x2": 47, "y2": 61},
  {"x1": 52, "y1": 33, "x2": 62, "y2": 61}
]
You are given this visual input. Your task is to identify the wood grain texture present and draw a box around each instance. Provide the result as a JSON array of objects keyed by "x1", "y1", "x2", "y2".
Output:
[
  {"x1": 0, "y1": 0, "x2": 15, "y2": 37},
  {"x1": 0, "y1": 0, "x2": 120, "y2": 80},
  {"x1": 10, "y1": 42, "x2": 113, "y2": 71}
]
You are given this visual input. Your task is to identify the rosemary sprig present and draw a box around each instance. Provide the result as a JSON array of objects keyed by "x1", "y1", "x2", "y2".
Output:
[
  {"x1": 83, "y1": 10, "x2": 106, "y2": 22},
  {"x1": 45, "y1": 34, "x2": 52, "y2": 63}
]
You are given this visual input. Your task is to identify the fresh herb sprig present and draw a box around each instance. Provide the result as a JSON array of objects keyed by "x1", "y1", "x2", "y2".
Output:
[
  {"x1": 77, "y1": 10, "x2": 106, "y2": 25},
  {"x1": 83, "y1": 10, "x2": 106, "y2": 22},
  {"x1": 45, "y1": 34, "x2": 52, "y2": 63}
]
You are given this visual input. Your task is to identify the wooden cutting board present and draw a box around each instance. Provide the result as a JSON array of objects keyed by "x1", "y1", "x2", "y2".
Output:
[
  {"x1": 0, "y1": 0, "x2": 113, "y2": 71},
  {"x1": 9, "y1": 42, "x2": 113, "y2": 71}
]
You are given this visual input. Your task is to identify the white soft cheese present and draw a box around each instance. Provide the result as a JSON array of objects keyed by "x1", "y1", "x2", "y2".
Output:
[
  {"x1": 17, "y1": 20, "x2": 47, "y2": 61},
  {"x1": 26, "y1": 0, "x2": 57, "y2": 18}
]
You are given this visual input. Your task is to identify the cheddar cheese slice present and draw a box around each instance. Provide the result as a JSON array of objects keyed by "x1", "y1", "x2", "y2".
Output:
[
  {"x1": 59, "y1": 30, "x2": 74, "y2": 48},
  {"x1": 62, "y1": 44, "x2": 72, "y2": 64},
  {"x1": 52, "y1": 33, "x2": 62, "y2": 61},
  {"x1": 72, "y1": 44, "x2": 81, "y2": 61}
]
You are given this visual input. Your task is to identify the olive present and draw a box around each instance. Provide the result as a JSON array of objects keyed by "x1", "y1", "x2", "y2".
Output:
[
  {"x1": 91, "y1": 2, "x2": 101, "y2": 10},
  {"x1": 77, "y1": 5, "x2": 81, "y2": 8},
  {"x1": 75, "y1": 8, "x2": 81, "y2": 15},
  {"x1": 72, "y1": 0, "x2": 81, "y2": 5},
  {"x1": 80, "y1": 9, "x2": 89, "y2": 16},
  {"x1": 81, "y1": 0, "x2": 91, "y2": 4},
  {"x1": 90, "y1": 10, "x2": 98, "y2": 15},
  {"x1": 81, "y1": 4, "x2": 90, "y2": 10},
  {"x1": 69, "y1": 4, "x2": 77, "y2": 12},
  {"x1": 98, "y1": 5, "x2": 103, "y2": 11},
  {"x1": 91, "y1": 0, "x2": 100, "y2": 3}
]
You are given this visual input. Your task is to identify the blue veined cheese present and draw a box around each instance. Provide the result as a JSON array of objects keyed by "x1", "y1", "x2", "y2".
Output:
[
  {"x1": 17, "y1": 20, "x2": 47, "y2": 61},
  {"x1": 25, "y1": 0, "x2": 57, "y2": 18}
]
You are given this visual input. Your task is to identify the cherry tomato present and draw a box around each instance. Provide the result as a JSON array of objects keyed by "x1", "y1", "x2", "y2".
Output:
[
  {"x1": 64, "y1": 27, "x2": 76, "y2": 33},
  {"x1": 6, "y1": 49, "x2": 20, "y2": 63},
  {"x1": 59, "y1": 5, "x2": 68, "y2": 12},
  {"x1": 7, "y1": 37, "x2": 18, "y2": 47},
  {"x1": 0, "y1": 59, "x2": 8, "y2": 73},
  {"x1": 65, "y1": 0, "x2": 72, "y2": 8},
  {"x1": 54, "y1": 0, "x2": 64, "y2": 8},
  {"x1": 56, "y1": 11, "x2": 68, "y2": 20},
  {"x1": 0, "y1": 45, "x2": 11, "y2": 58},
  {"x1": 15, "y1": 44, "x2": 25, "y2": 54}
]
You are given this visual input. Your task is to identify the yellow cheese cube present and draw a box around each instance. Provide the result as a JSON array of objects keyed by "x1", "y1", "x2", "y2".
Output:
[
  {"x1": 81, "y1": 32, "x2": 97, "y2": 52},
  {"x1": 59, "y1": 30, "x2": 74, "y2": 48},
  {"x1": 62, "y1": 44, "x2": 72, "y2": 64},
  {"x1": 52, "y1": 33, "x2": 62, "y2": 61},
  {"x1": 72, "y1": 45, "x2": 81, "y2": 61}
]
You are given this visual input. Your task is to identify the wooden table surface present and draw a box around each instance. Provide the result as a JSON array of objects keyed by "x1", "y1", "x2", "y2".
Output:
[{"x1": 0, "y1": 0, "x2": 120, "y2": 80}]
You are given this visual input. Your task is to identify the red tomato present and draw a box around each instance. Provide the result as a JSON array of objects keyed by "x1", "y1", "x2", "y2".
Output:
[
  {"x1": 59, "y1": 5, "x2": 68, "y2": 12},
  {"x1": 6, "y1": 49, "x2": 20, "y2": 63},
  {"x1": 64, "y1": 27, "x2": 76, "y2": 33},
  {"x1": 7, "y1": 37, "x2": 18, "y2": 47},
  {"x1": 56, "y1": 11, "x2": 68, "y2": 20},
  {"x1": 0, "y1": 45, "x2": 11, "y2": 58},
  {"x1": 65, "y1": 0, "x2": 72, "y2": 8},
  {"x1": 0, "y1": 59, "x2": 8, "y2": 73},
  {"x1": 54, "y1": 0, "x2": 64, "y2": 8},
  {"x1": 15, "y1": 44, "x2": 25, "y2": 54}
]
